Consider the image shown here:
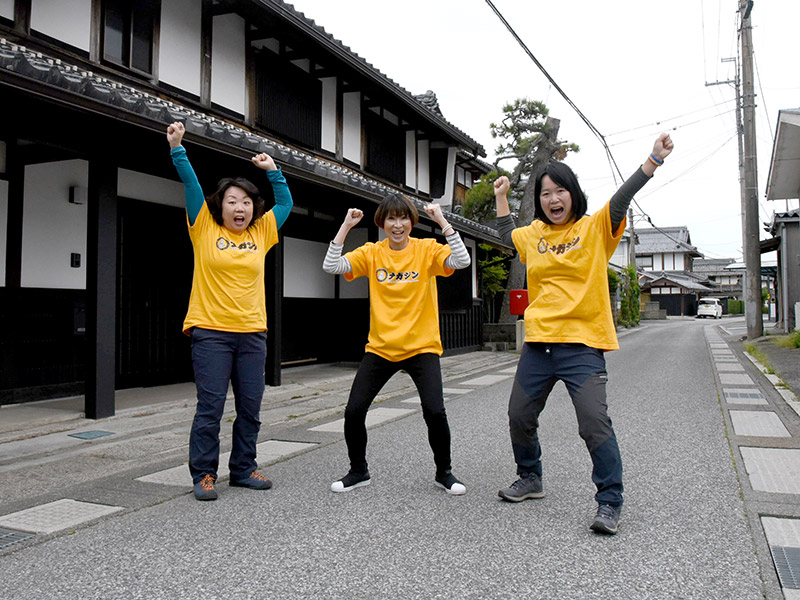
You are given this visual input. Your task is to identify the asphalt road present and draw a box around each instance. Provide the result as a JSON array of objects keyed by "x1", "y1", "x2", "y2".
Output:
[{"x1": 1, "y1": 320, "x2": 769, "y2": 599}]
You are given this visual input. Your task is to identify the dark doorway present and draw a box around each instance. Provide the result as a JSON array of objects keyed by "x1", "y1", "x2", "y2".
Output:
[{"x1": 117, "y1": 198, "x2": 194, "y2": 388}]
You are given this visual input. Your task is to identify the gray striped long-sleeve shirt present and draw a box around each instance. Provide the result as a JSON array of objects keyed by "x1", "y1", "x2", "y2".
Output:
[{"x1": 322, "y1": 232, "x2": 471, "y2": 275}]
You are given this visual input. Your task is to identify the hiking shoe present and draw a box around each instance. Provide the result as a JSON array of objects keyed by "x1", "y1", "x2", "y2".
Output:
[
  {"x1": 194, "y1": 474, "x2": 218, "y2": 501},
  {"x1": 590, "y1": 504, "x2": 621, "y2": 535},
  {"x1": 498, "y1": 473, "x2": 545, "y2": 502},
  {"x1": 331, "y1": 470, "x2": 371, "y2": 493},
  {"x1": 435, "y1": 471, "x2": 466, "y2": 496},
  {"x1": 230, "y1": 470, "x2": 273, "y2": 490}
]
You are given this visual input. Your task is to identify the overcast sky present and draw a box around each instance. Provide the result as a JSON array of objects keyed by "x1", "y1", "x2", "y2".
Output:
[{"x1": 287, "y1": 0, "x2": 799, "y2": 260}]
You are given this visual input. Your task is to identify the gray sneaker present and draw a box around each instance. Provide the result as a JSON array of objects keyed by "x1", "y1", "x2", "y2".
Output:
[
  {"x1": 498, "y1": 473, "x2": 545, "y2": 502},
  {"x1": 590, "y1": 504, "x2": 621, "y2": 535}
]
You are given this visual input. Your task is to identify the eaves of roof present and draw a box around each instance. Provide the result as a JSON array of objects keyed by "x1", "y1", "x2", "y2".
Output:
[
  {"x1": 0, "y1": 37, "x2": 503, "y2": 246},
  {"x1": 258, "y1": 0, "x2": 485, "y2": 157}
]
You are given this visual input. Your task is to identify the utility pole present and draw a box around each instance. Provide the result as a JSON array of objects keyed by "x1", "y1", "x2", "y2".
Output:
[
  {"x1": 628, "y1": 208, "x2": 636, "y2": 267},
  {"x1": 740, "y1": 0, "x2": 762, "y2": 338}
]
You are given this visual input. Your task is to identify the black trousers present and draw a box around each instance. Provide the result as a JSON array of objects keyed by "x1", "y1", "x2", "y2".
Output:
[{"x1": 344, "y1": 352, "x2": 452, "y2": 475}]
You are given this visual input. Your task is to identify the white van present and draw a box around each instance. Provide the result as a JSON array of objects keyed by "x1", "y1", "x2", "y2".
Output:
[{"x1": 697, "y1": 298, "x2": 723, "y2": 319}]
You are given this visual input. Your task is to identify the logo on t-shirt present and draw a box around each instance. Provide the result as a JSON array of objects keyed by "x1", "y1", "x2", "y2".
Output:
[
  {"x1": 376, "y1": 268, "x2": 420, "y2": 283},
  {"x1": 216, "y1": 237, "x2": 258, "y2": 253},
  {"x1": 537, "y1": 236, "x2": 581, "y2": 256}
]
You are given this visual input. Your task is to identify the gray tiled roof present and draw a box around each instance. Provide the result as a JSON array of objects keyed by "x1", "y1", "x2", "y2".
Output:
[
  {"x1": 642, "y1": 271, "x2": 715, "y2": 292},
  {"x1": 0, "y1": 37, "x2": 504, "y2": 246},
  {"x1": 634, "y1": 226, "x2": 701, "y2": 256}
]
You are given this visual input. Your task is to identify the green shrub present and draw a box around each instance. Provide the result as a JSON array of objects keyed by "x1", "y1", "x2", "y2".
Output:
[{"x1": 728, "y1": 299, "x2": 744, "y2": 314}]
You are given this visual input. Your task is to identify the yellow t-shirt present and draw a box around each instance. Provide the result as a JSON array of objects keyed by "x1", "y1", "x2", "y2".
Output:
[
  {"x1": 511, "y1": 201, "x2": 625, "y2": 350},
  {"x1": 183, "y1": 203, "x2": 279, "y2": 334},
  {"x1": 344, "y1": 237, "x2": 454, "y2": 361}
]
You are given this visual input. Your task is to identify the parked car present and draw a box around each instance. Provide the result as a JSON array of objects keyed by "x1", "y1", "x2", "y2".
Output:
[{"x1": 697, "y1": 298, "x2": 723, "y2": 319}]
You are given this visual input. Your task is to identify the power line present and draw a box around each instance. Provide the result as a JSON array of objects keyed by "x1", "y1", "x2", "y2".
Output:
[
  {"x1": 483, "y1": 0, "x2": 624, "y2": 181},
  {"x1": 605, "y1": 98, "x2": 736, "y2": 138},
  {"x1": 484, "y1": 0, "x2": 735, "y2": 260}
]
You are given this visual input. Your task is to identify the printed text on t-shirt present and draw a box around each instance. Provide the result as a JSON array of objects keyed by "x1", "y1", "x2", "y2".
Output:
[
  {"x1": 537, "y1": 236, "x2": 581, "y2": 256},
  {"x1": 376, "y1": 268, "x2": 420, "y2": 283}
]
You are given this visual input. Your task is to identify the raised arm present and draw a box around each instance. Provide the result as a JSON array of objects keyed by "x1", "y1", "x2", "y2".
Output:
[
  {"x1": 493, "y1": 175, "x2": 516, "y2": 246},
  {"x1": 610, "y1": 133, "x2": 674, "y2": 233},
  {"x1": 423, "y1": 203, "x2": 470, "y2": 270},
  {"x1": 323, "y1": 208, "x2": 363, "y2": 274},
  {"x1": 252, "y1": 153, "x2": 292, "y2": 230},
  {"x1": 167, "y1": 122, "x2": 205, "y2": 226}
]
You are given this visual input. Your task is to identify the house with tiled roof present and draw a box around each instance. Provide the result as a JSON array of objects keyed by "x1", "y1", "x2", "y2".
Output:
[
  {"x1": 0, "y1": 0, "x2": 504, "y2": 414},
  {"x1": 764, "y1": 107, "x2": 800, "y2": 332},
  {"x1": 633, "y1": 226, "x2": 712, "y2": 316}
]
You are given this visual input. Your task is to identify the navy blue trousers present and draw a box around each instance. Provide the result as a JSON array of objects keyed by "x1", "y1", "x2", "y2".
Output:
[
  {"x1": 189, "y1": 328, "x2": 266, "y2": 484},
  {"x1": 508, "y1": 342, "x2": 624, "y2": 506}
]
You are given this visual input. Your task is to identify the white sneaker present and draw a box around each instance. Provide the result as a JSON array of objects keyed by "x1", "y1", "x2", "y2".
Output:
[
  {"x1": 331, "y1": 470, "x2": 371, "y2": 493},
  {"x1": 435, "y1": 471, "x2": 466, "y2": 496}
]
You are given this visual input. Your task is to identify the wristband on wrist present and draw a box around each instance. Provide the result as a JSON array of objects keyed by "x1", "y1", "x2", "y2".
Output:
[
  {"x1": 648, "y1": 153, "x2": 664, "y2": 167},
  {"x1": 441, "y1": 225, "x2": 455, "y2": 236}
]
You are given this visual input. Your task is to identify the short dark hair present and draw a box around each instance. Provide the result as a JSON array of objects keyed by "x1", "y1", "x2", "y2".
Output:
[
  {"x1": 206, "y1": 177, "x2": 266, "y2": 227},
  {"x1": 374, "y1": 192, "x2": 419, "y2": 228},
  {"x1": 533, "y1": 162, "x2": 587, "y2": 224}
]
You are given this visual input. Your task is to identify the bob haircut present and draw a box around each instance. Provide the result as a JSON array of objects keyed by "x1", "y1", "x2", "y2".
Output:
[
  {"x1": 533, "y1": 162, "x2": 588, "y2": 225},
  {"x1": 206, "y1": 177, "x2": 266, "y2": 228},
  {"x1": 374, "y1": 192, "x2": 419, "y2": 228}
]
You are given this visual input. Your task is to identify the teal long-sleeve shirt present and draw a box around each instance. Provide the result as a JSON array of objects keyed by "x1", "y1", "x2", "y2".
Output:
[{"x1": 170, "y1": 145, "x2": 292, "y2": 228}]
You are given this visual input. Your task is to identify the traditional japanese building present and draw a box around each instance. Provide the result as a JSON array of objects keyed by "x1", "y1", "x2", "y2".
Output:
[{"x1": 0, "y1": 0, "x2": 501, "y2": 415}]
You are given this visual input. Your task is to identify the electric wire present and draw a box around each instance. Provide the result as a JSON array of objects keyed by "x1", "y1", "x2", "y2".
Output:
[{"x1": 484, "y1": 0, "x2": 741, "y2": 260}]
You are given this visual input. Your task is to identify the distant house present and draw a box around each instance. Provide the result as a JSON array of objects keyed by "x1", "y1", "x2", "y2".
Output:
[
  {"x1": 693, "y1": 258, "x2": 742, "y2": 301},
  {"x1": 633, "y1": 226, "x2": 712, "y2": 316}
]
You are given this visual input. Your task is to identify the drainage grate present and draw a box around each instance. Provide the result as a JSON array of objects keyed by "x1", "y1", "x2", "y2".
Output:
[
  {"x1": 0, "y1": 526, "x2": 36, "y2": 550},
  {"x1": 68, "y1": 430, "x2": 114, "y2": 440},
  {"x1": 772, "y1": 546, "x2": 800, "y2": 589},
  {"x1": 725, "y1": 391, "x2": 764, "y2": 399}
]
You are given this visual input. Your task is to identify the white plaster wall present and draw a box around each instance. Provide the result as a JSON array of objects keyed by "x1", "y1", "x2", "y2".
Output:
[
  {"x1": 320, "y1": 77, "x2": 337, "y2": 153},
  {"x1": 284, "y1": 237, "x2": 334, "y2": 298},
  {"x1": 0, "y1": 0, "x2": 13, "y2": 19},
  {"x1": 159, "y1": 0, "x2": 202, "y2": 96},
  {"x1": 433, "y1": 147, "x2": 457, "y2": 207},
  {"x1": 663, "y1": 252, "x2": 675, "y2": 270},
  {"x1": 30, "y1": 0, "x2": 91, "y2": 51},
  {"x1": 211, "y1": 13, "x2": 246, "y2": 115},
  {"x1": 0, "y1": 179, "x2": 7, "y2": 286},
  {"x1": 417, "y1": 140, "x2": 430, "y2": 194},
  {"x1": 405, "y1": 130, "x2": 416, "y2": 189},
  {"x1": 465, "y1": 237, "x2": 477, "y2": 298},
  {"x1": 118, "y1": 169, "x2": 184, "y2": 208},
  {"x1": 21, "y1": 160, "x2": 88, "y2": 289},
  {"x1": 342, "y1": 92, "x2": 361, "y2": 164},
  {"x1": 339, "y1": 227, "x2": 368, "y2": 299}
]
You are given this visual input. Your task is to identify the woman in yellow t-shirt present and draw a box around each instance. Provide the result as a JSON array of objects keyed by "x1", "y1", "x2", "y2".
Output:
[
  {"x1": 322, "y1": 193, "x2": 471, "y2": 495},
  {"x1": 167, "y1": 122, "x2": 293, "y2": 501},
  {"x1": 493, "y1": 134, "x2": 673, "y2": 534}
]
